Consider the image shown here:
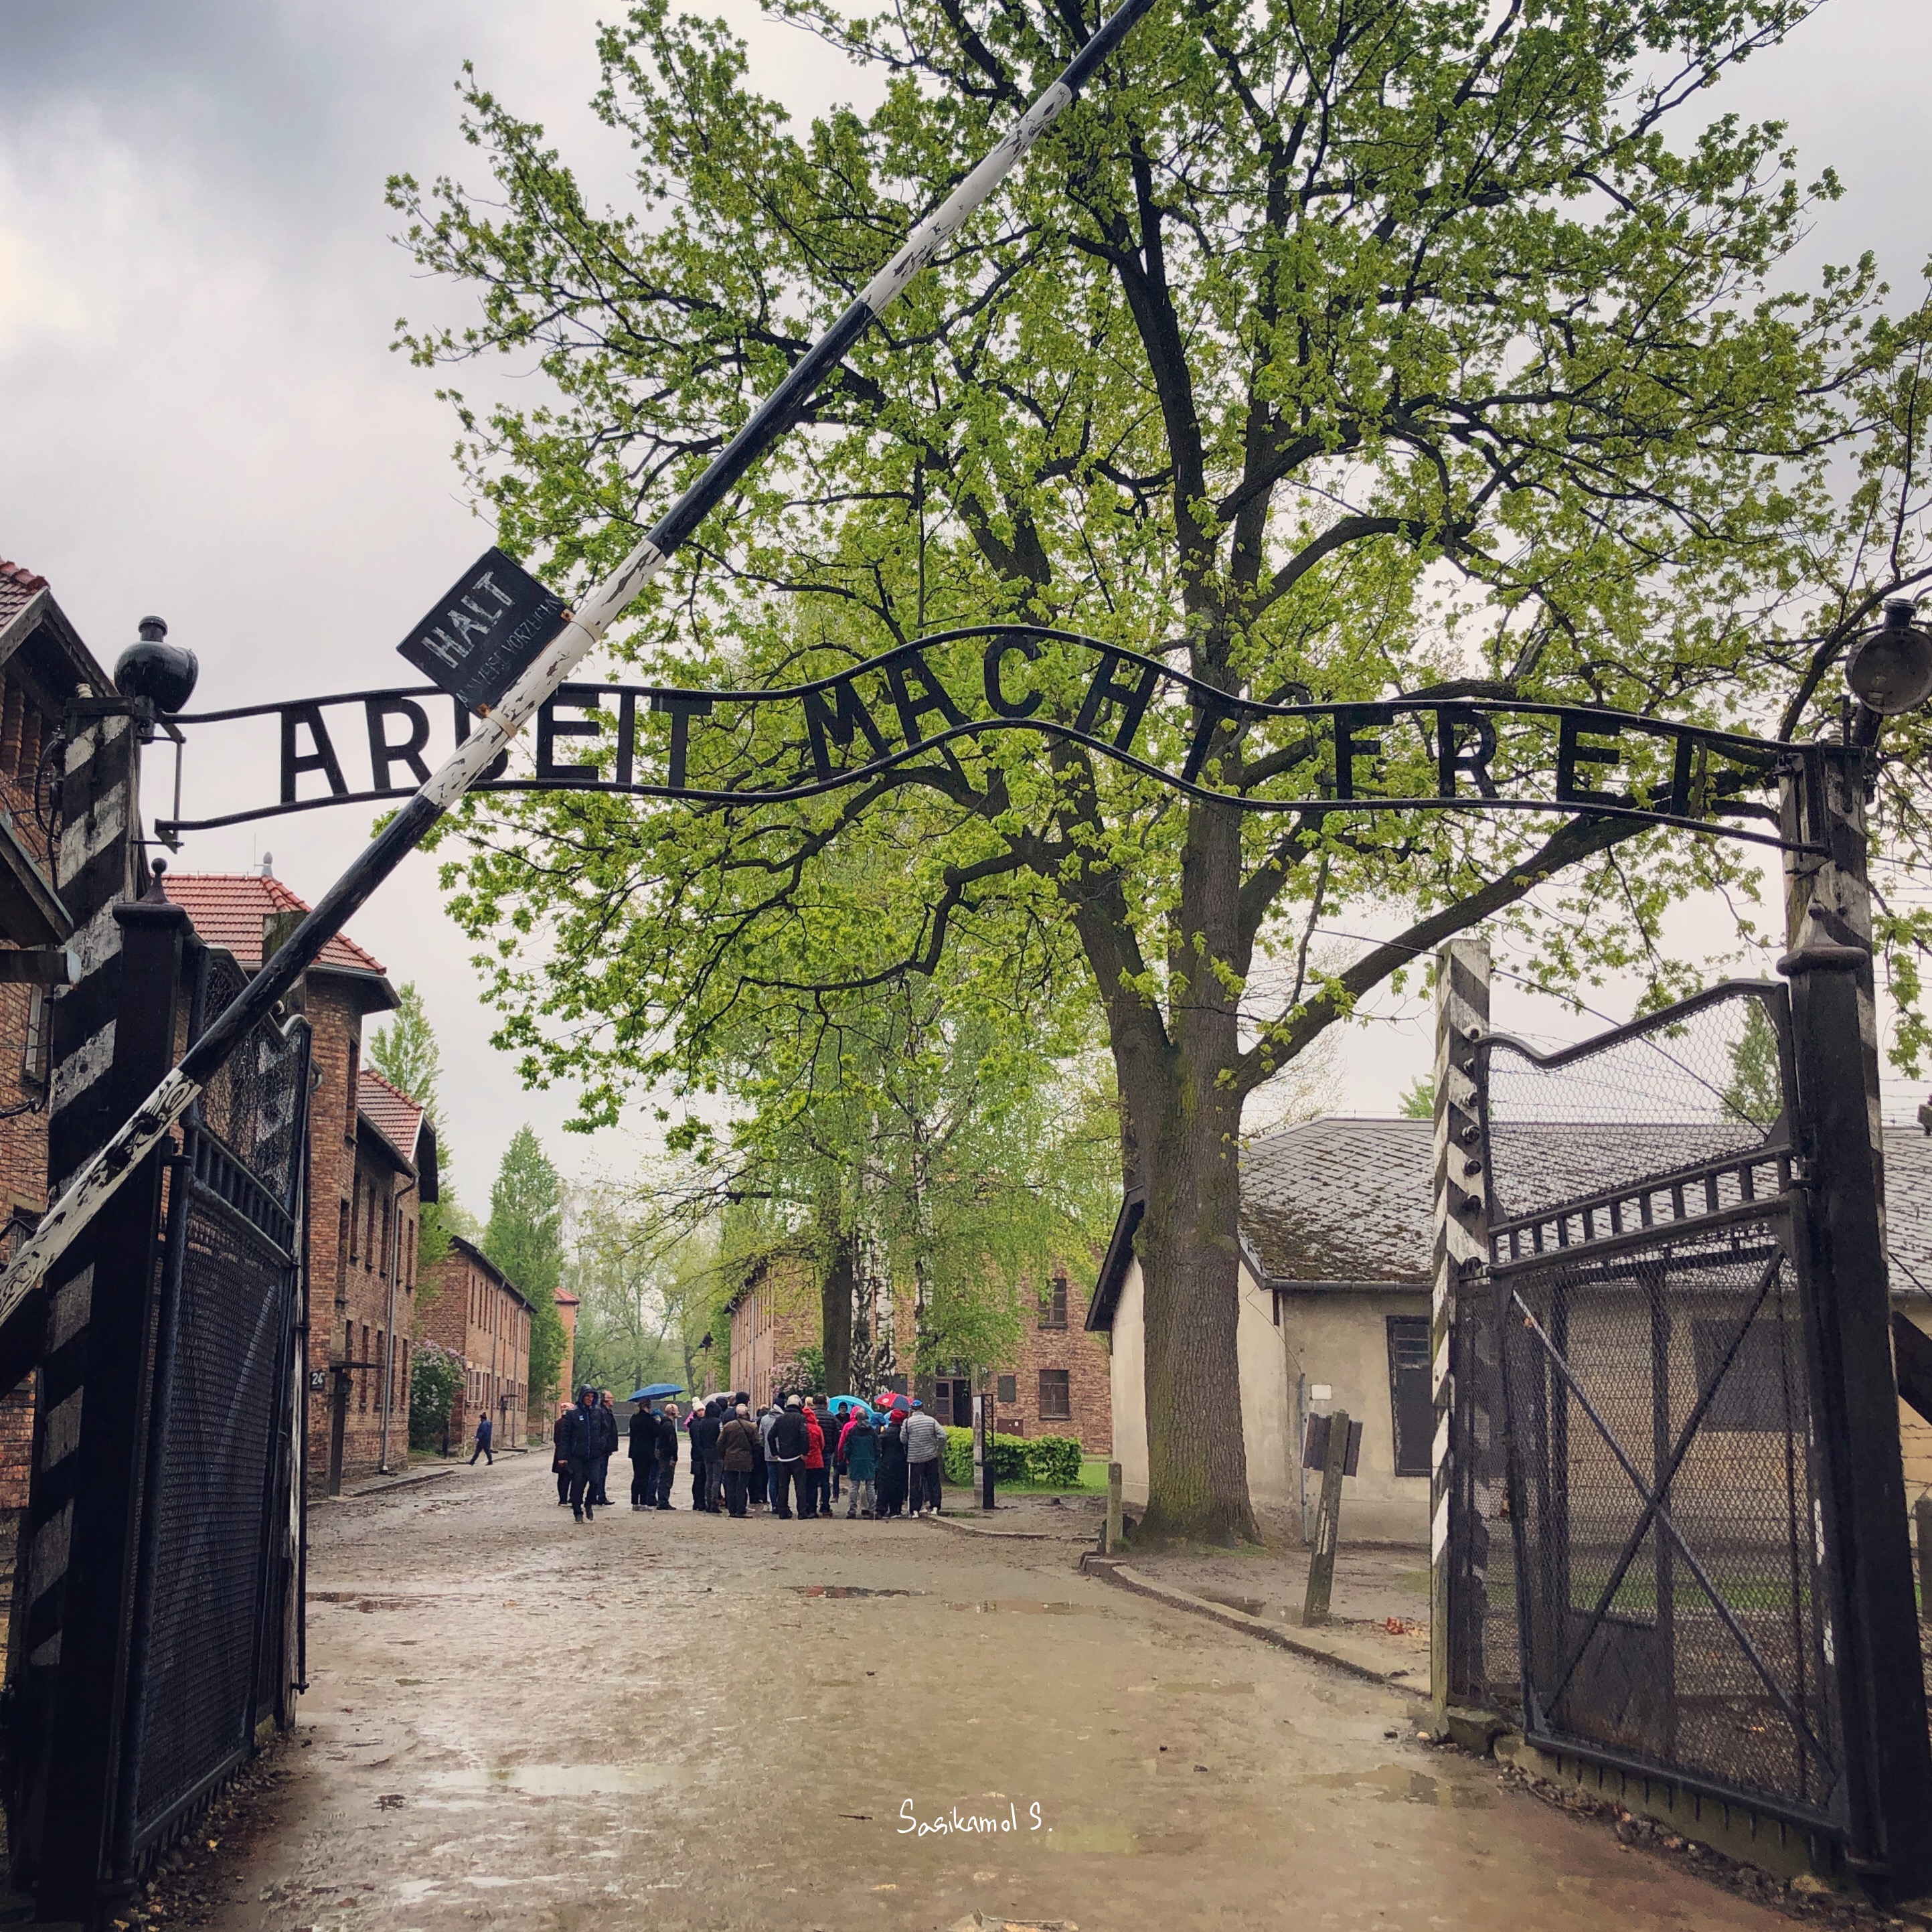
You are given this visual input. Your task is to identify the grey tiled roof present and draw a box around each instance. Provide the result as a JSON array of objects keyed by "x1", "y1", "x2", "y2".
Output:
[
  {"x1": 1238, "y1": 1116, "x2": 1932, "y2": 1297},
  {"x1": 1240, "y1": 1119, "x2": 1435, "y2": 1285},
  {"x1": 1886, "y1": 1127, "x2": 1932, "y2": 1295}
]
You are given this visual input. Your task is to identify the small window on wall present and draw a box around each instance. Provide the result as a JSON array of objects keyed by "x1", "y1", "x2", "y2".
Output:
[
  {"x1": 997, "y1": 1374, "x2": 1017, "y2": 1405},
  {"x1": 1040, "y1": 1274, "x2": 1068, "y2": 1330},
  {"x1": 1386, "y1": 1315, "x2": 1432, "y2": 1478},
  {"x1": 1038, "y1": 1369, "x2": 1071, "y2": 1421},
  {"x1": 21, "y1": 986, "x2": 48, "y2": 1090},
  {"x1": 1692, "y1": 1318, "x2": 1793, "y2": 1432}
]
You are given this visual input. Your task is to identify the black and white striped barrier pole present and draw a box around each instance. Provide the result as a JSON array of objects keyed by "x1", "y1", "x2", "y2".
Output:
[{"x1": 0, "y1": 0, "x2": 1157, "y2": 1319}]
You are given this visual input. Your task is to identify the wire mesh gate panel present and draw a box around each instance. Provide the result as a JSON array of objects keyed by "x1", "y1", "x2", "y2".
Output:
[
  {"x1": 1481, "y1": 983, "x2": 1846, "y2": 1832},
  {"x1": 118, "y1": 950, "x2": 309, "y2": 1863}
]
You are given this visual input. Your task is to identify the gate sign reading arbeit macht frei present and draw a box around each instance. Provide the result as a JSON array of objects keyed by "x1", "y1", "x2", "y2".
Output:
[{"x1": 162, "y1": 555, "x2": 1799, "y2": 852}]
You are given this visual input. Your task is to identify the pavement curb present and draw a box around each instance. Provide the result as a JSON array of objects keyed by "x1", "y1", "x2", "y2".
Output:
[
  {"x1": 1079, "y1": 1554, "x2": 1427, "y2": 1697},
  {"x1": 312, "y1": 1467, "x2": 458, "y2": 1506},
  {"x1": 920, "y1": 1512, "x2": 1061, "y2": 1542}
]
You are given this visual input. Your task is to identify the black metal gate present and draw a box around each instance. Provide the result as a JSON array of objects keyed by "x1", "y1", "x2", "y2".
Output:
[
  {"x1": 1481, "y1": 983, "x2": 1846, "y2": 1832},
  {"x1": 116, "y1": 947, "x2": 310, "y2": 1866}
]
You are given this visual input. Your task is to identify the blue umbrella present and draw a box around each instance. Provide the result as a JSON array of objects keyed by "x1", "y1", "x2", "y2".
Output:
[
  {"x1": 827, "y1": 1396, "x2": 882, "y2": 1421},
  {"x1": 629, "y1": 1382, "x2": 684, "y2": 1402}
]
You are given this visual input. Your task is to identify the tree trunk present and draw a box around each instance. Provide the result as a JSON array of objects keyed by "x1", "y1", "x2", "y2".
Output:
[
  {"x1": 1090, "y1": 790, "x2": 1257, "y2": 1545},
  {"x1": 821, "y1": 1226, "x2": 856, "y2": 1396}
]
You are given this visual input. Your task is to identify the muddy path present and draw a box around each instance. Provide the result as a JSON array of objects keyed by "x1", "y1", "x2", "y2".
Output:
[{"x1": 189, "y1": 1453, "x2": 1792, "y2": 1931}]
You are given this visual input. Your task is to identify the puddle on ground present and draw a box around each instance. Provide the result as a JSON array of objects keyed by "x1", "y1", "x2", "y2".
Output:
[
  {"x1": 945, "y1": 1601, "x2": 1105, "y2": 1615},
  {"x1": 427, "y1": 1764, "x2": 675, "y2": 1797},
  {"x1": 793, "y1": 1585, "x2": 922, "y2": 1599},
  {"x1": 1299, "y1": 1764, "x2": 1494, "y2": 1808},
  {"x1": 1044, "y1": 1823, "x2": 1207, "y2": 1856},
  {"x1": 1156, "y1": 1680, "x2": 1254, "y2": 1694},
  {"x1": 309, "y1": 1593, "x2": 420, "y2": 1613}
]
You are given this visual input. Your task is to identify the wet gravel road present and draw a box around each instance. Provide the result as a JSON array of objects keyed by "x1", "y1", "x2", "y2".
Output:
[{"x1": 202, "y1": 1451, "x2": 1795, "y2": 1931}]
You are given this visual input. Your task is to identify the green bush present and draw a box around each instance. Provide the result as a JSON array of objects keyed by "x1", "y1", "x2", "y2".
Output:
[
  {"x1": 941, "y1": 1426, "x2": 1085, "y2": 1487},
  {"x1": 409, "y1": 1340, "x2": 465, "y2": 1451},
  {"x1": 1026, "y1": 1435, "x2": 1084, "y2": 1487}
]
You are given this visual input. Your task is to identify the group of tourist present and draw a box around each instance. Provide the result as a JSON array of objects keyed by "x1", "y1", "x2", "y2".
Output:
[{"x1": 550, "y1": 1385, "x2": 950, "y2": 1522}]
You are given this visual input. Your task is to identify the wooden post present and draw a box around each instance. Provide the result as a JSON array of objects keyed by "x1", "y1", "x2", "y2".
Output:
[
  {"x1": 1105, "y1": 1461, "x2": 1123, "y2": 1554},
  {"x1": 1915, "y1": 1494, "x2": 1932, "y2": 1624},
  {"x1": 1431, "y1": 938, "x2": 1492, "y2": 1716},
  {"x1": 327, "y1": 1367, "x2": 349, "y2": 1498},
  {"x1": 1302, "y1": 1408, "x2": 1350, "y2": 1627}
]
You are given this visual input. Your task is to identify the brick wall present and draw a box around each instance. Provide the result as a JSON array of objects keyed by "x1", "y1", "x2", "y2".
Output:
[
  {"x1": 990, "y1": 1272, "x2": 1113, "y2": 1453},
  {"x1": 302, "y1": 981, "x2": 422, "y2": 1486},
  {"x1": 419, "y1": 1241, "x2": 532, "y2": 1451},
  {"x1": 728, "y1": 1255, "x2": 819, "y2": 1408}
]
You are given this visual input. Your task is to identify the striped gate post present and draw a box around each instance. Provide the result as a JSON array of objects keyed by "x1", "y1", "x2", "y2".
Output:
[
  {"x1": 1430, "y1": 937, "x2": 1491, "y2": 1721},
  {"x1": 7, "y1": 700, "x2": 149, "y2": 1893}
]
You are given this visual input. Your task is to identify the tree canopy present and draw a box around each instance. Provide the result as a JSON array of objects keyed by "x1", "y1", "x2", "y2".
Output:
[
  {"x1": 485, "y1": 1125, "x2": 572, "y2": 1416},
  {"x1": 394, "y1": 0, "x2": 1932, "y2": 1538}
]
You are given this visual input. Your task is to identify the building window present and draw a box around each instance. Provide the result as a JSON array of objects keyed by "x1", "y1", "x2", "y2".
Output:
[
  {"x1": 22, "y1": 986, "x2": 49, "y2": 1090},
  {"x1": 1386, "y1": 1315, "x2": 1431, "y2": 1477},
  {"x1": 1038, "y1": 1370, "x2": 1071, "y2": 1421},
  {"x1": 349, "y1": 1176, "x2": 360, "y2": 1263},
  {"x1": 1692, "y1": 1317, "x2": 1795, "y2": 1433},
  {"x1": 380, "y1": 1196, "x2": 391, "y2": 1277},
  {"x1": 336, "y1": 1201, "x2": 349, "y2": 1292},
  {"x1": 1039, "y1": 1273, "x2": 1068, "y2": 1330},
  {"x1": 996, "y1": 1374, "x2": 1016, "y2": 1404}
]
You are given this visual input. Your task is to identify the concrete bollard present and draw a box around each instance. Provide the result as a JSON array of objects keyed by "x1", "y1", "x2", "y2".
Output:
[
  {"x1": 1302, "y1": 1408, "x2": 1351, "y2": 1627},
  {"x1": 1105, "y1": 1461, "x2": 1123, "y2": 1554}
]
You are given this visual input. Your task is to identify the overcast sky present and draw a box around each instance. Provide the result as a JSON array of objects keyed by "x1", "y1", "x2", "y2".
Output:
[{"x1": 3, "y1": 0, "x2": 1930, "y2": 1196}]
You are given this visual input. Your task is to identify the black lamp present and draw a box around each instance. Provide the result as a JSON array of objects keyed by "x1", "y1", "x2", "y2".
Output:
[
  {"x1": 1844, "y1": 598, "x2": 1932, "y2": 718},
  {"x1": 112, "y1": 616, "x2": 199, "y2": 716}
]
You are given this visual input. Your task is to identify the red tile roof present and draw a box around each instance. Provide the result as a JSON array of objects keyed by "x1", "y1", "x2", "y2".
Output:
[
  {"x1": 358, "y1": 1064, "x2": 428, "y2": 1167},
  {"x1": 160, "y1": 872, "x2": 386, "y2": 977},
  {"x1": 0, "y1": 559, "x2": 50, "y2": 631}
]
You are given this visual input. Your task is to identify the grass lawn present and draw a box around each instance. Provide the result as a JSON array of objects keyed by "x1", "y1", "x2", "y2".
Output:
[{"x1": 943, "y1": 1455, "x2": 1111, "y2": 1498}]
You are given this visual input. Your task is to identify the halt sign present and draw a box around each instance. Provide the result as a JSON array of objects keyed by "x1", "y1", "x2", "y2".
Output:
[{"x1": 396, "y1": 547, "x2": 570, "y2": 713}]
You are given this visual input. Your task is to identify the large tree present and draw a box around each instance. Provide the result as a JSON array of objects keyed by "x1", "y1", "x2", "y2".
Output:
[{"x1": 394, "y1": 0, "x2": 1932, "y2": 1539}]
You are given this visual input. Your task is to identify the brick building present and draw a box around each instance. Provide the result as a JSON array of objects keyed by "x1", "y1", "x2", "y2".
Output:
[
  {"x1": 419, "y1": 1234, "x2": 532, "y2": 1451},
  {"x1": 159, "y1": 871, "x2": 436, "y2": 1488},
  {"x1": 0, "y1": 560, "x2": 124, "y2": 1513},
  {"x1": 727, "y1": 1251, "x2": 819, "y2": 1409},
  {"x1": 726, "y1": 1256, "x2": 1113, "y2": 1453}
]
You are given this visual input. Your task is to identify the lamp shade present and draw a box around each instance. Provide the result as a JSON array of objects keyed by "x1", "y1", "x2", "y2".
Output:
[
  {"x1": 112, "y1": 617, "x2": 199, "y2": 716},
  {"x1": 1844, "y1": 598, "x2": 1932, "y2": 716}
]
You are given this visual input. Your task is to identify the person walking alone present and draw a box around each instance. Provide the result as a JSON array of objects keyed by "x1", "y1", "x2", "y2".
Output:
[
  {"x1": 767, "y1": 1396, "x2": 809, "y2": 1520},
  {"x1": 470, "y1": 1411, "x2": 494, "y2": 1466},
  {"x1": 719, "y1": 1403, "x2": 758, "y2": 1517},
  {"x1": 903, "y1": 1401, "x2": 946, "y2": 1518},
  {"x1": 842, "y1": 1408, "x2": 878, "y2": 1518}
]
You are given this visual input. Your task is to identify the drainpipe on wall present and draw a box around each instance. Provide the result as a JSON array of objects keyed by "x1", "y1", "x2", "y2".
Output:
[{"x1": 377, "y1": 1174, "x2": 418, "y2": 1475}]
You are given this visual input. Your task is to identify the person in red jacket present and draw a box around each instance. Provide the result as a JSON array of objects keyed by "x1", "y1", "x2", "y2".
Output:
[{"x1": 801, "y1": 1402, "x2": 829, "y2": 1518}]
